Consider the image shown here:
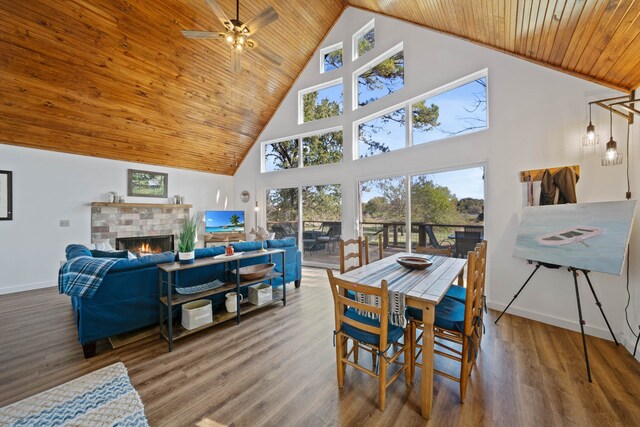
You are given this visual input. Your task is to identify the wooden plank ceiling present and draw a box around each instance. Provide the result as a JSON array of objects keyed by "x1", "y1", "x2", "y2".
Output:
[
  {"x1": 0, "y1": 0, "x2": 344, "y2": 175},
  {"x1": 348, "y1": 0, "x2": 640, "y2": 92},
  {"x1": 2, "y1": 1, "x2": 640, "y2": 175}
]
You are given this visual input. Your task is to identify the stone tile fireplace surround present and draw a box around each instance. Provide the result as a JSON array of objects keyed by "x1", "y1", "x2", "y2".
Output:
[{"x1": 90, "y1": 202, "x2": 192, "y2": 251}]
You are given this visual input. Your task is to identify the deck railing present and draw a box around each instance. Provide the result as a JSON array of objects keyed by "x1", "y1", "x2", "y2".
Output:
[{"x1": 267, "y1": 220, "x2": 483, "y2": 249}]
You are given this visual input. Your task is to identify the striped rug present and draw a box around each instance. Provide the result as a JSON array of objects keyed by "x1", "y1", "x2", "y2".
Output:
[{"x1": 0, "y1": 362, "x2": 148, "y2": 426}]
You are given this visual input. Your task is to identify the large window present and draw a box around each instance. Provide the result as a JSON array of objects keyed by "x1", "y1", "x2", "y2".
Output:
[
  {"x1": 355, "y1": 44, "x2": 404, "y2": 107},
  {"x1": 266, "y1": 185, "x2": 342, "y2": 268},
  {"x1": 299, "y1": 80, "x2": 343, "y2": 124},
  {"x1": 302, "y1": 130, "x2": 343, "y2": 166},
  {"x1": 264, "y1": 139, "x2": 298, "y2": 172},
  {"x1": 320, "y1": 43, "x2": 343, "y2": 73},
  {"x1": 358, "y1": 167, "x2": 484, "y2": 258},
  {"x1": 357, "y1": 108, "x2": 406, "y2": 158},
  {"x1": 353, "y1": 19, "x2": 375, "y2": 59},
  {"x1": 413, "y1": 77, "x2": 487, "y2": 145},
  {"x1": 360, "y1": 176, "x2": 407, "y2": 259},
  {"x1": 302, "y1": 184, "x2": 342, "y2": 265},
  {"x1": 354, "y1": 71, "x2": 488, "y2": 159},
  {"x1": 267, "y1": 187, "x2": 299, "y2": 241},
  {"x1": 262, "y1": 128, "x2": 343, "y2": 172}
]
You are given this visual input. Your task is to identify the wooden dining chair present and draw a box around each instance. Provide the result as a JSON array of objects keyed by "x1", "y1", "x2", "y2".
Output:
[
  {"x1": 327, "y1": 270, "x2": 410, "y2": 411},
  {"x1": 415, "y1": 245, "x2": 453, "y2": 257},
  {"x1": 408, "y1": 244, "x2": 484, "y2": 403},
  {"x1": 443, "y1": 240, "x2": 487, "y2": 305},
  {"x1": 339, "y1": 237, "x2": 363, "y2": 274},
  {"x1": 364, "y1": 236, "x2": 383, "y2": 264}
]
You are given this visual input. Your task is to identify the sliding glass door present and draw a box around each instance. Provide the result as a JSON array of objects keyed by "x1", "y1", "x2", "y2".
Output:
[{"x1": 266, "y1": 184, "x2": 342, "y2": 268}]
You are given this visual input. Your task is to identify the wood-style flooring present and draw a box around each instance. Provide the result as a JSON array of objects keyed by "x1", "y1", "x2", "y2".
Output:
[{"x1": 1, "y1": 267, "x2": 639, "y2": 426}]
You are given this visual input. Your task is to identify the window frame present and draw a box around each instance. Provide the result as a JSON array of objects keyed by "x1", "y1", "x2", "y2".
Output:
[
  {"x1": 298, "y1": 78, "x2": 343, "y2": 125},
  {"x1": 261, "y1": 126, "x2": 344, "y2": 173},
  {"x1": 319, "y1": 42, "x2": 344, "y2": 73},
  {"x1": 352, "y1": 69, "x2": 488, "y2": 159},
  {"x1": 352, "y1": 42, "x2": 404, "y2": 110},
  {"x1": 356, "y1": 163, "x2": 486, "y2": 252},
  {"x1": 352, "y1": 19, "x2": 375, "y2": 61}
]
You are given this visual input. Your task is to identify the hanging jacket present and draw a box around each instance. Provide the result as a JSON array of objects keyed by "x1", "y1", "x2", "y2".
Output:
[
  {"x1": 539, "y1": 169, "x2": 556, "y2": 205},
  {"x1": 554, "y1": 167, "x2": 579, "y2": 204}
]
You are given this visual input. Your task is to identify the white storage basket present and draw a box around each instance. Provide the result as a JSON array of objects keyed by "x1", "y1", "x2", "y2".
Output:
[
  {"x1": 181, "y1": 299, "x2": 213, "y2": 330},
  {"x1": 249, "y1": 283, "x2": 272, "y2": 306}
]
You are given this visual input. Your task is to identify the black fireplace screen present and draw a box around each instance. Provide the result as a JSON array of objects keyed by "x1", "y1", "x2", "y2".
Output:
[{"x1": 116, "y1": 235, "x2": 174, "y2": 256}]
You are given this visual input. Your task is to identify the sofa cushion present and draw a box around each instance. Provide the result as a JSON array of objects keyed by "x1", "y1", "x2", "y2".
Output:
[
  {"x1": 91, "y1": 249, "x2": 129, "y2": 259},
  {"x1": 194, "y1": 246, "x2": 226, "y2": 259},
  {"x1": 232, "y1": 241, "x2": 263, "y2": 252},
  {"x1": 267, "y1": 237, "x2": 296, "y2": 248},
  {"x1": 110, "y1": 251, "x2": 176, "y2": 272},
  {"x1": 66, "y1": 244, "x2": 93, "y2": 260}
]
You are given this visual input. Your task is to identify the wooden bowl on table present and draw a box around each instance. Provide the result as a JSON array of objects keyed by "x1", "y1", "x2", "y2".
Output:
[
  {"x1": 396, "y1": 256, "x2": 432, "y2": 270},
  {"x1": 231, "y1": 263, "x2": 276, "y2": 281}
]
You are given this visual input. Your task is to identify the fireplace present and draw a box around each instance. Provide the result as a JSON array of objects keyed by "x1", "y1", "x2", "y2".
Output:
[{"x1": 116, "y1": 235, "x2": 174, "y2": 257}]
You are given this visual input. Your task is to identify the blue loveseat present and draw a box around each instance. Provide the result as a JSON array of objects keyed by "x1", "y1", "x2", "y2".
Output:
[{"x1": 63, "y1": 238, "x2": 302, "y2": 357}]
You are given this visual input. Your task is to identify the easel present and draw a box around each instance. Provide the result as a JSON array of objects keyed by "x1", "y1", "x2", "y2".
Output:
[{"x1": 495, "y1": 262, "x2": 619, "y2": 382}]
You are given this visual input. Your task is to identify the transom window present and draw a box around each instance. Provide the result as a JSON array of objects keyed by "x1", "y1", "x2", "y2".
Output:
[
  {"x1": 320, "y1": 43, "x2": 343, "y2": 73},
  {"x1": 354, "y1": 70, "x2": 488, "y2": 159},
  {"x1": 412, "y1": 77, "x2": 487, "y2": 145},
  {"x1": 353, "y1": 19, "x2": 375, "y2": 60},
  {"x1": 299, "y1": 79, "x2": 343, "y2": 124},
  {"x1": 354, "y1": 44, "x2": 404, "y2": 108},
  {"x1": 262, "y1": 128, "x2": 343, "y2": 172}
]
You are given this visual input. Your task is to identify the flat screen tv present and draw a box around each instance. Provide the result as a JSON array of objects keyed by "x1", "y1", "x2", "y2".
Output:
[{"x1": 205, "y1": 210, "x2": 245, "y2": 233}]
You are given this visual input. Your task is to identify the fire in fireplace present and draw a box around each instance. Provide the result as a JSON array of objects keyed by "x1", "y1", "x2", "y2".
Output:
[{"x1": 116, "y1": 235, "x2": 174, "y2": 257}]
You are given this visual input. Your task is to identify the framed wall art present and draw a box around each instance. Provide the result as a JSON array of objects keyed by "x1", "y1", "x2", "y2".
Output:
[{"x1": 127, "y1": 169, "x2": 168, "y2": 198}]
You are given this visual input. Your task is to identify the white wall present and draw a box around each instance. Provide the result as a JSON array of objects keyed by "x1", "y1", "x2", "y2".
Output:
[
  {"x1": 234, "y1": 7, "x2": 640, "y2": 359},
  {"x1": 0, "y1": 144, "x2": 234, "y2": 294}
]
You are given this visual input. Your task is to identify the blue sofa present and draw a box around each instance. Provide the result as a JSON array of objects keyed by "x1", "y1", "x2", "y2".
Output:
[{"x1": 64, "y1": 238, "x2": 302, "y2": 357}]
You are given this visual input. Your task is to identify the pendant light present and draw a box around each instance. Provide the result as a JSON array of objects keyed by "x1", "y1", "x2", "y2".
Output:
[
  {"x1": 601, "y1": 107, "x2": 623, "y2": 166},
  {"x1": 582, "y1": 103, "x2": 599, "y2": 146}
]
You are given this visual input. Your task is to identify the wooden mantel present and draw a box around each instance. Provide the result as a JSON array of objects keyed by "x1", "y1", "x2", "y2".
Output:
[{"x1": 91, "y1": 202, "x2": 192, "y2": 209}]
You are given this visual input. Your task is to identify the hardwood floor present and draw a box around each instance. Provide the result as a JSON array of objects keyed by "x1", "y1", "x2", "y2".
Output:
[{"x1": 1, "y1": 267, "x2": 639, "y2": 426}]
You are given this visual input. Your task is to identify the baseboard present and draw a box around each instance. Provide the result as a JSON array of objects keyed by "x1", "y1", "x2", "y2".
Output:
[
  {"x1": 0, "y1": 280, "x2": 56, "y2": 295},
  {"x1": 486, "y1": 300, "x2": 618, "y2": 342},
  {"x1": 622, "y1": 334, "x2": 640, "y2": 362}
]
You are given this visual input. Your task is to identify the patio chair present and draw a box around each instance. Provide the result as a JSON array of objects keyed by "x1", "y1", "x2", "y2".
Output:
[
  {"x1": 327, "y1": 270, "x2": 410, "y2": 411},
  {"x1": 408, "y1": 243, "x2": 484, "y2": 403},
  {"x1": 454, "y1": 231, "x2": 481, "y2": 258},
  {"x1": 316, "y1": 225, "x2": 341, "y2": 252},
  {"x1": 425, "y1": 226, "x2": 453, "y2": 249}
]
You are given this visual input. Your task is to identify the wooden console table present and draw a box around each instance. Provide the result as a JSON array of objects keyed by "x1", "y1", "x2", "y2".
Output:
[{"x1": 158, "y1": 248, "x2": 286, "y2": 351}]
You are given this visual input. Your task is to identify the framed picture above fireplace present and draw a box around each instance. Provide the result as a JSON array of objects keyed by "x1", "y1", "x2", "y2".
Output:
[
  {"x1": 127, "y1": 169, "x2": 168, "y2": 198},
  {"x1": 0, "y1": 170, "x2": 12, "y2": 220}
]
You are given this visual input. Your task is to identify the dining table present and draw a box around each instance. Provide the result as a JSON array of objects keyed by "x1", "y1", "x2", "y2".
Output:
[{"x1": 337, "y1": 252, "x2": 467, "y2": 419}]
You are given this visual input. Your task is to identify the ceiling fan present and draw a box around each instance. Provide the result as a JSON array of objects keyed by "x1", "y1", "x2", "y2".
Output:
[{"x1": 182, "y1": 0, "x2": 283, "y2": 73}]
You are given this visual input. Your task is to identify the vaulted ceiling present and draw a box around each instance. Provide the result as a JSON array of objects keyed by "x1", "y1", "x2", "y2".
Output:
[
  {"x1": 348, "y1": 0, "x2": 640, "y2": 92},
  {"x1": 2, "y1": 1, "x2": 640, "y2": 175}
]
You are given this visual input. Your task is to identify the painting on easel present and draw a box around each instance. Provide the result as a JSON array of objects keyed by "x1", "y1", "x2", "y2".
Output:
[{"x1": 513, "y1": 200, "x2": 636, "y2": 275}]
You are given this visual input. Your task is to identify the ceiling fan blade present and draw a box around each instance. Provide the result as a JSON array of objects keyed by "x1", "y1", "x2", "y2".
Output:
[
  {"x1": 242, "y1": 6, "x2": 278, "y2": 35},
  {"x1": 249, "y1": 40, "x2": 283, "y2": 66},
  {"x1": 181, "y1": 30, "x2": 223, "y2": 39},
  {"x1": 231, "y1": 48, "x2": 243, "y2": 74},
  {"x1": 205, "y1": 0, "x2": 234, "y2": 30}
]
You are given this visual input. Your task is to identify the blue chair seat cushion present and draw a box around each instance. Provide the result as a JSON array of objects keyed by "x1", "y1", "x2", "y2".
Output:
[
  {"x1": 341, "y1": 308, "x2": 404, "y2": 347},
  {"x1": 445, "y1": 285, "x2": 466, "y2": 303},
  {"x1": 407, "y1": 297, "x2": 465, "y2": 333}
]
